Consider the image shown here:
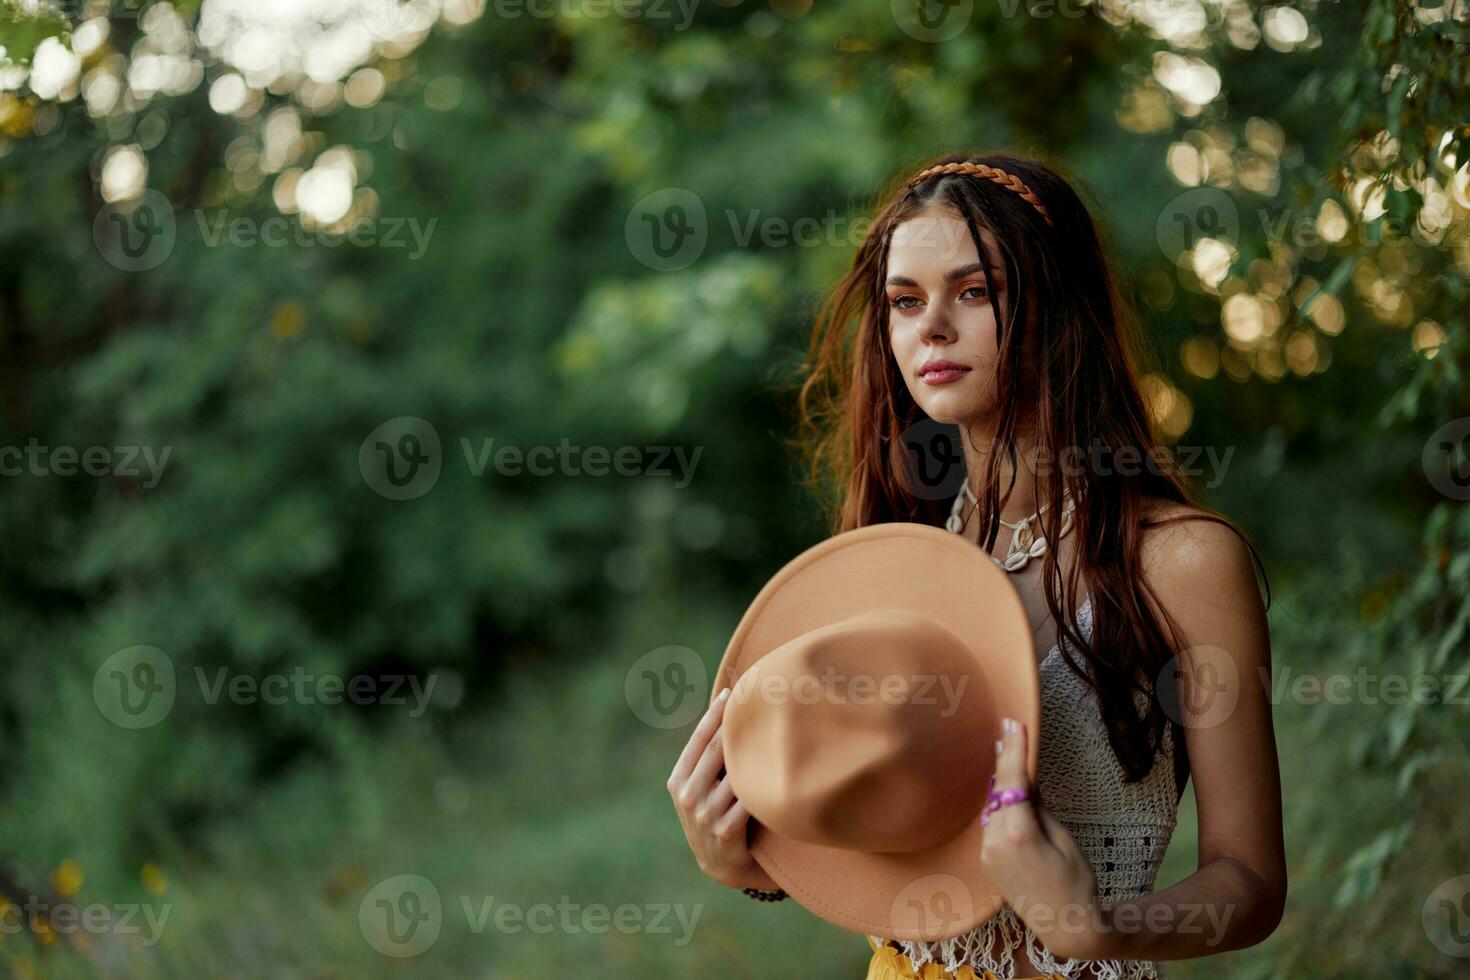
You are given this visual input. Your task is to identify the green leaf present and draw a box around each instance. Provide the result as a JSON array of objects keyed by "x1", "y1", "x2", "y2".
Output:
[{"x1": 0, "y1": 8, "x2": 70, "y2": 65}]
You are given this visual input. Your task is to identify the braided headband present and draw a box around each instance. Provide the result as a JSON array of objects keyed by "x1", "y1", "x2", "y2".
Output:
[{"x1": 905, "y1": 161, "x2": 1053, "y2": 226}]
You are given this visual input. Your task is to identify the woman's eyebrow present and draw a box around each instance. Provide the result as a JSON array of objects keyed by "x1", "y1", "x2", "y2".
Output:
[
  {"x1": 885, "y1": 261, "x2": 999, "y2": 288},
  {"x1": 944, "y1": 261, "x2": 988, "y2": 283}
]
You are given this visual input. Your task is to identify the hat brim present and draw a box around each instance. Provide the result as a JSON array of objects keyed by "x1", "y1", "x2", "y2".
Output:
[{"x1": 712, "y1": 522, "x2": 1040, "y2": 942}]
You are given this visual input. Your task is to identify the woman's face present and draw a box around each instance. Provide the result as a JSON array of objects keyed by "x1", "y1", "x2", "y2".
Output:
[{"x1": 885, "y1": 205, "x2": 1008, "y2": 426}]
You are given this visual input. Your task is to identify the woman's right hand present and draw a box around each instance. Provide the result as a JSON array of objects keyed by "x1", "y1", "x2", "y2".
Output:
[{"x1": 667, "y1": 687, "x2": 781, "y2": 891}]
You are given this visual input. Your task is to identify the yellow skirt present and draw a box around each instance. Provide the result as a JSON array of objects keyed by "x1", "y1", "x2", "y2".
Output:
[{"x1": 864, "y1": 935, "x2": 1065, "y2": 980}]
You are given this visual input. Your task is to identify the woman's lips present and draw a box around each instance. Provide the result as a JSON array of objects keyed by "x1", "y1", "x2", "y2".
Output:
[{"x1": 919, "y1": 366, "x2": 972, "y2": 385}]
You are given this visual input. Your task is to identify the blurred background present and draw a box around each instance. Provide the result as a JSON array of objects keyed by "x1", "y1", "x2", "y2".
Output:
[{"x1": 0, "y1": 0, "x2": 1468, "y2": 977}]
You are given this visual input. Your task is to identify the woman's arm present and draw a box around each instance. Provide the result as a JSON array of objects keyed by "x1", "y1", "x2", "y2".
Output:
[{"x1": 1080, "y1": 512, "x2": 1287, "y2": 960}]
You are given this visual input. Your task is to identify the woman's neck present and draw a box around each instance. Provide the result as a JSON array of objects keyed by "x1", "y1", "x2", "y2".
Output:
[{"x1": 958, "y1": 421, "x2": 1049, "y2": 524}]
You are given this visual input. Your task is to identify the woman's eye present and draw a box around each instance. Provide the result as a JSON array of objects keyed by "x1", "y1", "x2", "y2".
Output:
[
  {"x1": 960, "y1": 284, "x2": 989, "y2": 301},
  {"x1": 890, "y1": 295, "x2": 922, "y2": 311}
]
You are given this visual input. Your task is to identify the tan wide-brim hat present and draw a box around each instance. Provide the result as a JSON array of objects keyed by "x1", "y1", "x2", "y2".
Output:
[{"x1": 712, "y1": 522, "x2": 1038, "y2": 942}]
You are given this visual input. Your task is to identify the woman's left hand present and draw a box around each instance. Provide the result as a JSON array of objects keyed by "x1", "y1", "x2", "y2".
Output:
[{"x1": 979, "y1": 717, "x2": 1106, "y2": 961}]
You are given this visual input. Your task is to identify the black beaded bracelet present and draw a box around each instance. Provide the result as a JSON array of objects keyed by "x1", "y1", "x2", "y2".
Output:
[{"x1": 741, "y1": 887, "x2": 788, "y2": 902}]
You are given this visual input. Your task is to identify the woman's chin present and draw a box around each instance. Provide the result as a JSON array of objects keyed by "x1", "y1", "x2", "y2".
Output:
[{"x1": 916, "y1": 393, "x2": 987, "y2": 426}]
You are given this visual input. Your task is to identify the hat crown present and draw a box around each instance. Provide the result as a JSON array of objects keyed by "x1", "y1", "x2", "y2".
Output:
[{"x1": 725, "y1": 609, "x2": 995, "y2": 853}]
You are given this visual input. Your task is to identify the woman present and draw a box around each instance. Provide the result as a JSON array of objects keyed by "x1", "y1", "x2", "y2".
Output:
[{"x1": 668, "y1": 152, "x2": 1286, "y2": 979}]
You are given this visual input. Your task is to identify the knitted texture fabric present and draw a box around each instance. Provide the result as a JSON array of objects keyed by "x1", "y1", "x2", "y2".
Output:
[{"x1": 869, "y1": 598, "x2": 1180, "y2": 980}]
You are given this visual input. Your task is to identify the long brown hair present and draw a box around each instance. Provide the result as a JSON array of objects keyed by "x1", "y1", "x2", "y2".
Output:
[{"x1": 796, "y1": 151, "x2": 1268, "y2": 788}]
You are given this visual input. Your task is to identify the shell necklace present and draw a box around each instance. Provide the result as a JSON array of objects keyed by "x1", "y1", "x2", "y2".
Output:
[{"x1": 946, "y1": 481, "x2": 1076, "y2": 573}]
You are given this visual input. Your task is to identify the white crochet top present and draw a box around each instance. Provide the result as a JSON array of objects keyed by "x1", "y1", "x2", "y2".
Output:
[{"x1": 869, "y1": 597, "x2": 1181, "y2": 979}]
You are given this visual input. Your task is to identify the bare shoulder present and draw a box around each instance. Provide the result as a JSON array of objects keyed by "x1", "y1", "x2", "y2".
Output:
[
  {"x1": 1139, "y1": 498, "x2": 1257, "y2": 592},
  {"x1": 1137, "y1": 498, "x2": 1265, "y2": 641}
]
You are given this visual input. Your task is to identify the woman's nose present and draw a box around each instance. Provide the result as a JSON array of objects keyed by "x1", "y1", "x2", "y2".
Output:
[{"x1": 917, "y1": 308, "x2": 955, "y2": 344}]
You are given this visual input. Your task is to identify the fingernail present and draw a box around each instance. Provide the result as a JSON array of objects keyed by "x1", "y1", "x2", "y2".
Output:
[
  {"x1": 1002, "y1": 717, "x2": 1014, "y2": 732},
  {"x1": 995, "y1": 739, "x2": 1003, "y2": 754},
  {"x1": 718, "y1": 688, "x2": 730, "y2": 702}
]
